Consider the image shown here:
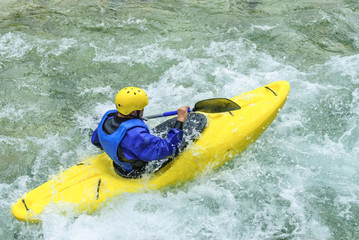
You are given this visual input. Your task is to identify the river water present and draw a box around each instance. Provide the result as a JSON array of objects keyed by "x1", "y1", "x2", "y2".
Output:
[{"x1": 1, "y1": 0, "x2": 359, "y2": 239}]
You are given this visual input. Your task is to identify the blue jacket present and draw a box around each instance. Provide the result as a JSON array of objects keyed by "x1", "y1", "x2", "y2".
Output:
[{"x1": 91, "y1": 110, "x2": 183, "y2": 172}]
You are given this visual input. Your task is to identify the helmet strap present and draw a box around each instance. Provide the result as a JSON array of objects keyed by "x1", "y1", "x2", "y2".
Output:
[
  {"x1": 134, "y1": 110, "x2": 141, "y2": 118},
  {"x1": 128, "y1": 110, "x2": 141, "y2": 118}
]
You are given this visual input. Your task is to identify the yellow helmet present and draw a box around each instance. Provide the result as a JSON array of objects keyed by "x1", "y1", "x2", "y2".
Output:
[{"x1": 115, "y1": 87, "x2": 149, "y2": 115}]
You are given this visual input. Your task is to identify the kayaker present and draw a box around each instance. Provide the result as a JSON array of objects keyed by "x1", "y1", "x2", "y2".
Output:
[{"x1": 91, "y1": 87, "x2": 190, "y2": 178}]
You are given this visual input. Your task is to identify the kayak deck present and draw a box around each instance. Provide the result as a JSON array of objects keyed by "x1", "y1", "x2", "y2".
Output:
[{"x1": 11, "y1": 81, "x2": 290, "y2": 222}]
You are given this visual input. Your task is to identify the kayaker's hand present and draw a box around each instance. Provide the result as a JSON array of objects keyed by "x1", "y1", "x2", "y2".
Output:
[{"x1": 177, "y1": 106, "x2": 190, "y2": 122}]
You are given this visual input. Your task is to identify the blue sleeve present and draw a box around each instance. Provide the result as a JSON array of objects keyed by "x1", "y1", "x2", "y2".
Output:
[
  {"x1": 121, "y1": 127, "x2": 183, "y2": 161},
  {"x1": 91, "y1": 128, "x2": 103, "y2": 150}
]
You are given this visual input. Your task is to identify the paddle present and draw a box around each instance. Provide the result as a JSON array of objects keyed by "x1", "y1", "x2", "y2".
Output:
[{"x1": 144, "y1": 98, "x2": 241, "y2": 119}]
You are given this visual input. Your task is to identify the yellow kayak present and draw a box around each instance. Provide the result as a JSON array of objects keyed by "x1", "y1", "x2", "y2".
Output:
[{"x1": 11, "y1": 81, "x2": 290, "y2": 222}]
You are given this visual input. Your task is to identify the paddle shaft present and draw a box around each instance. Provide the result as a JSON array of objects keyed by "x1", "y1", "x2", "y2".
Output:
[{"x1": 145, "y1": 108, "x2": 191, "y2": 119}]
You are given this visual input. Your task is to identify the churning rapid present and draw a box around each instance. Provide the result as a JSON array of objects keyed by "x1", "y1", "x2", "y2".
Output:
[{"x1": 1, "y1": 0, "x2": 359, "y2": 239}]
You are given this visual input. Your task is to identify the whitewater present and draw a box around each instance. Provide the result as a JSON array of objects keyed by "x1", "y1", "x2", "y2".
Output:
[{"x1": 0, "y1": 0, "x2": 358, "y2": 239}]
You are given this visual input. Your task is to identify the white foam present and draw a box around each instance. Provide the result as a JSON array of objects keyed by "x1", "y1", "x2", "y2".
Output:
[
  {"x1": 118, "y1": 17, "x2": 149, "y2": 31},
  {"x1": 315, "y1": 54, "x2": 359, "y2": 84},
  {"x1": 92, "y1": 38, "x2": 185, "y2": 66},
  {"x1": 78, "y1": 86, "x2": 113, "y2": 96},
  {"x1": 0, "y1": 32, "x2": 77, "y2": 60},
  {"x1": 0, "y1": 32, "x2": 33, "y2": 59},
  {"x1": 251, "y1": 24, "x2": 280, "y2": 31}
]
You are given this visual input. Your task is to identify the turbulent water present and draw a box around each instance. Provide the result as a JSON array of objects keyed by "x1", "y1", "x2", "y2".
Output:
[{"x1": 1, "y1": 0, "x2": 359, "y2": 239}]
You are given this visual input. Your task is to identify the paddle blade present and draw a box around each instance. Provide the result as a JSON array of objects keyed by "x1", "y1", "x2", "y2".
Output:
[{"x1": 193, "y1": 98, "x2": 241, "y2": 113}]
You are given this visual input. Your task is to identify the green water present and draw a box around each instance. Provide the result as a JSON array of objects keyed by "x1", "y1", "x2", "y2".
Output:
[{"x1": 1, "y1": 0, "x2": 359, "y2": 239}]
